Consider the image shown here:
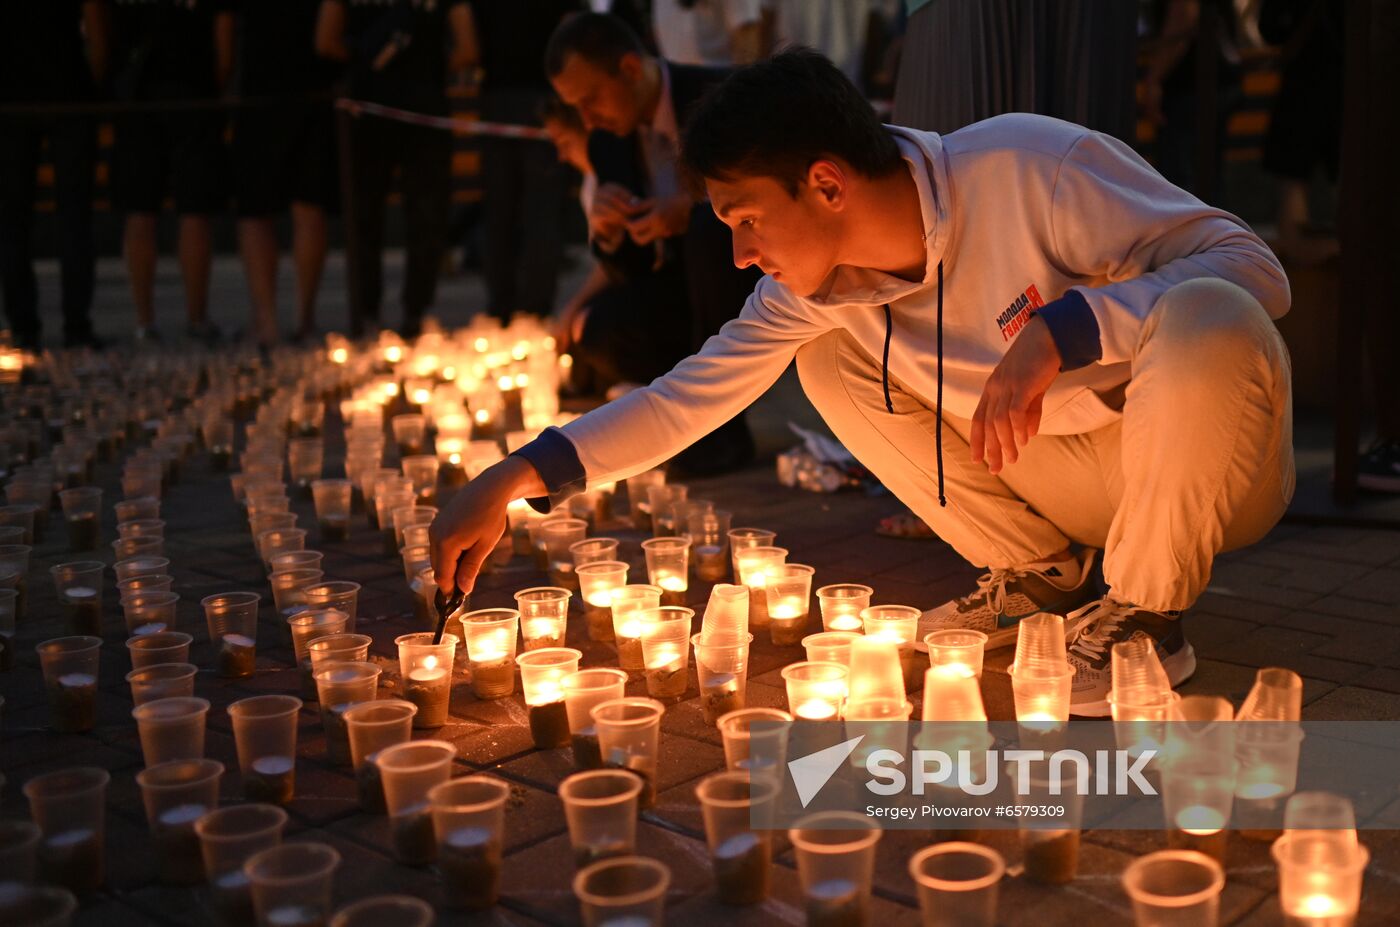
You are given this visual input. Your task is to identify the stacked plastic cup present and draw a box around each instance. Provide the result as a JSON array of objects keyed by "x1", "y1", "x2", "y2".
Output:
[
  {"x1": 789, "y1": 811, "x2": 882, "y2": 927},
  {"x1": 377, "y1": 740, "x2": 456, "y2": 865},
  {"x1": 344, "y1": 699, "x2": 418, "y2": 813},
  {"x1": 1271, "y1": 792, "x2": 1369, "y2": 926},
  {"x1": 1235, "y1": 667, "x2": 1305, "y2": 833},
  {"x1": 591, "y1": 697, "x2": 665, "y2": 808},
  {"x1": 562, "y1": 668, "x2": 629, "y2": 770},
  {"x1": 846, "y1": 635, "x2": 907, "y2": 705},
  {"x1": 314, "y1": 661, "x2": 382, "y2": 765},
  {"x1": 610, "y1": 584, "x2": 663, "y2": 670},
  {"x1": 908, "y1": 843, "x2": 1004, "y2": 927},
  {"x1": 245, "y1": 842, "x2": 340, "y2": 927},
  {"x1": 202, "y1": 591, "x2": 261, "y2": 679},
  {"x1": 573, "y1": 856, "x2": 671, "y2": 927},
  {"x1": 700, "y1": 584, "x2": 749, "y2": 640},
  {"x1": 861, "y1": 604, "x2": 922, "y2": 692},
  {"x1": 429, "y1": 776, "x2": 512, "y2": 910},
  {"x1": 1008, "y1": 613, "x2": 1074, "y2": 735},
  {"x1": 696, "y1": 771, "x2": 780, "y2": 904},
  {"x1": 133, "y1": 696, "x2": 210, "y2": 766},
  {"x1": 1108, "y1": 639, "x2": 1178, "y2": 776},
  {"x1": 228, "y1": 695, "x2": 301, "y2": 805},
  {"x1": 135, "y1": 758, "x2": 223, "y2": 884}
]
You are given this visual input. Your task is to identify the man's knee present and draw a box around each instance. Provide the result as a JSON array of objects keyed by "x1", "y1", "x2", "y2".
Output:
[{"x1": 1143, "y1": 277, "x2": 1278, "y2": 363}]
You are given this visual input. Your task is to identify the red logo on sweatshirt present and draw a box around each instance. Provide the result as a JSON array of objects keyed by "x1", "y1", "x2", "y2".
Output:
[{"x1": 995, "y1": 284, "x2": 1044, "y2": 341}]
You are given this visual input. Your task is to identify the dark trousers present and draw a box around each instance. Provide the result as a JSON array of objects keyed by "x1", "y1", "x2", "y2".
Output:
[
  {"x1": 574, "y1": 262, "x2": 690, "y2": 390},
  {"x1": 0, "y1": 115, "x2": 96, "y2": 346},
  {"x1": 480, "y1": 89, "x2": 566, "y2": 320},
  {"x1": 683, "y1": 204, "x2": 760, "y2": 349},
  {"x1": 343, "y1": 116, "x2": 450, "y2": 334}
]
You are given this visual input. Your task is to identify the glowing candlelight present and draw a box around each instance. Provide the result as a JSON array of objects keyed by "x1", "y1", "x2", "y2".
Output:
[
  {"x1": 525, "y1": 619, "x2": 557, "y2": 640},
  {"x1": 770, "y1": 600, "x2": 802, "y2": 620},
  {"x1": 586, "y1": 590, "x2": 614, "y2": 608},
  {"x1": 1018, "y1": 709, "x2": 1063, "y2": 732},
  {"x1": 657, "y1": 574, "x2": 686, "y2": 593},
  {"x1": 827, "y1": 614, "x2": 862, "y2": 632},
  {"x1": 330, "y1": 347, "x2": 348, "y2": 364},
  {"x1": 1176, "y1": 805, "x2": 1226, "y2": 836},
  {"x1": 795, "y1": 699, "x2": 837, "y2": 721}
]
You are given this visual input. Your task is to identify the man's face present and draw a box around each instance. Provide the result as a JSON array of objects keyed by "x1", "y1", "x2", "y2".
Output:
[
  {"x1": 708, "y1": 172, "x2": 843, "y2": 297},
  {"x1": 549, "y1": 52, "x2": 642, "y2": 137}
]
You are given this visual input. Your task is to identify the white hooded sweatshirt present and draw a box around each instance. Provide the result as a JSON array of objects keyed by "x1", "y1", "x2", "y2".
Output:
[{"x1": 519, "y1": 113, "x2": 1290, "y2": 508}]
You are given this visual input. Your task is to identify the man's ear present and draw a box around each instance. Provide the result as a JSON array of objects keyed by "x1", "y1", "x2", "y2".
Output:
[
  {"x1": 617, "y1": 51, "x2": 644, "y2": 84},
  {"x1": 806, "y1": 159, "x2": 847, "y2": 212}
]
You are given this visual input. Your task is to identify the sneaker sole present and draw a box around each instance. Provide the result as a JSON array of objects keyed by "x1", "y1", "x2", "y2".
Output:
[{"x1": 1069, "y1": 641, "x2": 1198, "y2": 718}]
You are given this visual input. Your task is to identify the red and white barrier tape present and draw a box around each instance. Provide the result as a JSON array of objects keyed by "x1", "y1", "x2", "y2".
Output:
[{"x1": 335, "y1": 98, "x2": 552, "y2": 140}]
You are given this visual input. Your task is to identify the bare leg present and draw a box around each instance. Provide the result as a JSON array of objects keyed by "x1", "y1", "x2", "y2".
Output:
[
  {"x1": 237, "y1": 216, "x2": 280, "y2": 347},
  {"x1": 290, "y1": 201, "x2": 327, "y2": 338},
  {"x1": 123, "y1": 213, "x2": 159, "y2": 331},
  {"x1": 178, "y1": 214, "x2": 212, "y2": 328}
]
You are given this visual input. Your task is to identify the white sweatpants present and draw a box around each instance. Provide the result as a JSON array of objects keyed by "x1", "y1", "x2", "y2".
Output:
[{"x1": 795, "y1": 277, "x2": 1295, "y2": 612}]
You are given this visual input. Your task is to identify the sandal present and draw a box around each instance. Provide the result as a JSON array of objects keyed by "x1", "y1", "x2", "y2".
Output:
[{"x1": 875, "y1": 511, "x2": 937, "y2": 540}]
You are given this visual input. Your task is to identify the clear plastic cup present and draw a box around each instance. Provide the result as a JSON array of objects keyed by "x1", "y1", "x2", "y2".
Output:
[
  {"x1": 392, "y1": 413, "x2": 427, "y2": 455},
  {"x1": 1111, "y1": 636, "x2": 1172, "y2": 704},
  {"x1": 925, "y1": 629, "x2": 987, "y2": 677},
  {"x1": 289, "y1": 608, "x2": 350, "y2": 698},
  {"x1": 921, "y1": 665, "x2": 989, "y2": 726},
  {"x1": 562, "y1": 668, "x2": 629, "y2": 770},
  {"x1": 699, "y1": 584, "x2": 749, "y2": 643},
  {"x1": 267, "y1": 550, "x2": 323, "y2": 578},
  {"x1": 1009, "y1": 614, "x2": 1074, "y2": 734},
  {"x1": 861, "y1": 604, "x2": 922, "y2": 693},
  {"x1": 228, "y1": 695, "x2": 301, "y2": 805},
  {"x1": 331, "y1": 895, "x2": 434, "y2": 927},
  {"x1": 0, "y1": 588, "x2": 16, "y2": 672},
  {"x1": 245, "y1": 842, "x2": 340, "y2": 927},
  {"x1": 727, "y1": 528, "x2": 776, "y2": 577},
  {"x1": 116, "y1": 517, "x2": 165, "y2": 540},
  {"x1": 112, "y1": 535, "x2": 164, "y2": 560},
  {"x1": 908, "y1": 842, "x2": 1004, "y2": 927},
  {"x1": 23, "y1": 767, "x2": 109, "y2": 894},
  {"x1": 49, "y1": 561, "x2": 104, "y2": 636},
  {"x1": 258, "y1": 528, "x2": 307, "y2": 571},
  {"x1": 126, "y1": 662, "x2": 197, "y2": 706},
  {"x1": 115, "y1": 496, "x2": 161, "y2": 524},
  {"x1": 577, "y1": 560, "x2": 628, "y2": 641},
  {"x1": 344, "y1": 699, "x2": 418, "y2": 813},
  {"x1": 765, "y1": 563, "x2": 815, "y2": 646},
  {"x1": 639, "y1": 608, "x2": 692, "y2": 704},
  {"x1": 0, "y1": 544, "x2": 30, "y2": 620},
  {"x1": 590, "y1": 697, "x2": 665, "y2": 809},
  {"x1": 303, "y1": 581, "x2": 360, "y2": 632},
  {"x1": 133, "y1": 696, "x2": 210, "y2": 766},
  {"x1": 846, "y1": 635, "x2": 907, "y2": 705},
  {"x1": 573, "y1": 856, "x2": 671, "y2": 927},
  {"x1": 514, "y1": 587, "x2": 571, "y2": 651},
  {"x1": 517, "y1": 647, "x2": 582, "y2": 749},
  {"x1": 248, "y1": 512, "x2": 296, "y2": 552},
  {"x1": 1272, "y1": 829, "x2": 1368, "y2": 926},
  {"x1": 136, "y1": 758, "x2": 223, "y2": 884},
  {"x1": 735, "y1": 545, "x2": 787, "y2": 628},
  {"x1": 542, "y1": 518, "x2": 588, "y2": 586},
  {"x1": 57, "y1": 487, "x2": 102, "y2": 552},
  {"x1": 392, "y1": 505, "x2": 436, "y2": 553},
  {"x1": 641, "y1": 537, "x2": 690, "y2": 606},
  {"x1": 287, "y1": 436, "x2": 324, "y2": 489},
  {"x1": 1163, "y1": 699, "x2": 1236, "y2": 863},
  {"x1": 803, "y1": 631, "x2": 862, "y2": 667},
  {"x1": 783, "y1": 661, "x2": 848, "y2": 722},
  {"x1": 457, "y1": 610, "x2": 516, "y2": 701},
  {"x1": 719, "y1": 708, "x2": 793, "y2": 780},
  {"x1": 122, "y1": 591, "x2": 180, "y2": 636},
  {"x1": 197, "y1": 803, "x2": 289, "y2": 927},
  {"x1": 570, "y1": 537, "x2": 619, "y2": 572},
  {"x1": 401, "y1": 523, "x2": 431, "y2": 550},
  {"x1": 377, "y1": 490, "x2": 416, "y2": 554},
  {"x1": 268, "y1": 568, "x2": 322, "y2": 619},
  {"x1": 429, "y1": 776, "x2": 511, "y2": 909},
  {"x1": 1235, "y1": 670, "x2": 1306, "y2": 829},
  {"x1": 36, "y1": 635, "x2": 101, "y2": 733},
  {"x1": 310, "y1": 479, "x2": 353, "y2": 543},
  {"x1": 610, "y1": 584, "x2": 663, "y2": 670},
  {"x1": 646, "y1": 483, "x2": 688, "y2": 536},
  {"x1": 377, "y1": 740, "x2": 457, "y2": 865},
  {"x1": 689, "y1": 509, "x2": 732, "y2": 581},
  {"x1": 314, "y1": 661, "x2": 382, "y2": 765},
  {"x1": 789, "y1": 811, "x2": 882, "y2": 927},
  {"x1": 1121, "y1": 850, "x2": 1224, "y2": 927},
  {"x1": 308, "y1": 632, "x2": 372, "y2": 702},
  {"x1": 1239, "y1": 666, "x2": 1304, "y2": 722},
  {"x1": 0, "y1": 819, "x2": 41, "y2": 885},
  {"x1": 1012, "y1": 612, "x2": 1069, "y2": 670},
  {"x1": 126, "y1": 630, "x2": 192, "y2": 669},
  {"x1": 693, "y1": 632, "x2": 753, "y2": 725},
  {"x1": 117, "y1": 573, "x2": 174, "y2": 603},
  {"x1": 560, "y1": 769, "x2": 644, "y2": 870},
  {"x1": 399, "y1": 542, "x2": 432, "y2": 585},
  {"x1": 1017, "y1": 772, "x2": 1085, "y2": 884},
  {"x1": 696, "y1": 772, "x2": 779, "y2": 904},
  {"x1": 202, "y1": 591, "x2": 261, "y2": 679},
  {"x1": 0, "y1": 882, "x2": 76, "y2": 927}
]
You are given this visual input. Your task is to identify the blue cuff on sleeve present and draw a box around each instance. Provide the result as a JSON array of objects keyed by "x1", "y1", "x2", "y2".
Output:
[
  {"x1": 1036, "y1": 289, "x2": 1102, "y2": 371},
  {"x1": 509, "y1": 427, "x2": 587, "y2": 514}
]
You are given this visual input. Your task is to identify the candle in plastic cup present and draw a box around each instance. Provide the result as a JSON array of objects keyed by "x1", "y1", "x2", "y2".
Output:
[
  {"x1": 314, "y1": 660, "x2": 382, "y2": 765},
  {"x1": 429, "y1": 775, "x2": 511, "y2": 909},
  {"x1": 136, "y1": 758, "x2": 223, "y2": 884},
  {"x1": 377, "y1": 740, "x2": 456, "y2": 865},
  {"x1": 343, "y1": 699, "x2": 418, "y2": 814},
  {"x1": 689, "y1": 508, "x2": 732, "y2": 581},
  {"x1": 1271, "y1": 792, "x2": 1368, "y2": 927},
  {"x1": 925, "y1": 629, "x2": 987, "y2": 678},
  {"x1": 542, "y1": 518, "x2": 588, "y2": 587},
  {"x1": 392, "y1": 413, "x2": 428, "y2": 455},
  {"x1": 517, "y1": 647, "x2": 582, "y2": 748},
  {"x1": 396, "y1": 631, "x2": 459, "y2": 724},
  {"x1": 727, "y1": 527, "x2": 776, "y2": 582},
  {"x1": 112, "y1": 535, "x2": 164, "y2": 560},
  {"x1": 789, "y1": 811, "x2": 882, "y2": 927},
  {"x1": 289, "y1": 609, "x2": 350, "y2": 697},
  {"x1": 783, "y1": 661, "x2": 848, "y2": 721},
  {"x1": 1009, "y1": 613, "x2": 1074, "y2": 735},
  {"x1": 0, "y1": 588, "x2": 17, "y2": 671},
  {"x1": 1121, "y1": 850, "x2": 1223, "y2": 927},
  {"x1": 861, "y1": 605, "x2": 922, "y2": 693},
  {"x1": 245, "y1": 842, "x2": 340, "y2": 927},
  {"x1": 610, "y1": 584, "x2": 662, "y2": 670},
  {"x1": 202, "y1": 591, "x2": 261, "y2": 679},
  {"x1": 126, "y1": 662, "x2": 197, "y2": 706},
  {"x1": 696, "y1": 771, "x2": 779, "y2": 904},
  {"x1": 228, "y1": 695, "x2": 301, "y2": 805},
  {"x1": 736, "y1": 545, "x2": 787, "y2": 628},
  {"x1": 287, "y1": 436, "x2": 324, "y2": 489},
  {"x1": 815, "y1": 584, "x2": 872, "y2": 633},
  {"x1": 562, "y1": 668, "x2": 628, "y2": 770},
  {"x1": 0, "y1": 820, "x2": 41, "y2": 885},
  {"x1": 1016, "y1": 772, "x2": 1085, "y2": 884},
  {"x1": 267, "y1": 549, "x2": 323, "y2": 576},
  {"x1": 514, "y1": 587, "x2": 571, "y2": 650},
  {"x1": 126, "y1": 630, "x2": 191, "y2": 669},
  {"x1": 133, "y1": 696, "x2": 210, "y2": 766},
  {"x1": 909, "y1": 842, "x2": 1004, "y2": 927},
  {"x1": 577, "y1": 560, "x2": 628, "y2": 641},
  {"x1": 0, "y1": 881, "x2": 76, "y2": 927},
  {"x1": 570, "y1": 537, "x2": 620, "y2": 571},
  {"x1": 803, "y1": 631, "x2": 862, "y2": 667},
  {"x1": 268, "y1": 568, "x2": 322, "y2": 620},
  {"x1": 1111, "y1": 636, "x2": 1172, "y2": 704},
  {"x1": 115, "y1": 496, "x2": 161, "y2": 524},
  {"x1": 718, "y1": 707, "x2": 792, "y2": 780},
  {"x1": 116, "y1": 517, "x2": 165, "y2": 540},
  {"x1": 559, "y1": 769, "x2": 644, "y2": 871},
  {"x1": 197, "y1": 804, "x2": 289, "y2": 927},
  {"x1": 573, "y1": 856, "x2": 671, "y2": 927},
  {"x1": 37, "y1": 635, "x2": 101, "y2": 733},
  {"x1": 23, "y1": 767, "x2": 109, "y2": 894},
  {"x1": 122, "y1": 591, "x2": 180, "y2": 636},
  {"x1": 392, "y1": 505, "x2": 436, "y2": 553},
  {"x1": 331, "y1": 895, "x2": 434, "y2": 927},
  {"x1": 1162, "y1": 695, "x2": 1235, "y2": 862},
  {"x1": 693, "y1": 632, "x2": 753, "y2": 724},
  {"x1": 699, "y1": 584, "x2": 749, "y2": 642},
  {"x1": 641, "y1": 537, "x2": 690, "y2": 606},
  {"x1": 49, "y1": 561, "x2": 104, "y2": 636},
  {"x1": 58, "y1": 487, "x2": 102, "y2": 552},
  {"x1": 457, "y1": 609, "x2": 517, "y2": 700},
  {"x1": 303, "y1": 581, "x2": 361, "y2": 632},
  {"x1": 590, "y1": 697, "x2": 665, "y2": 809},
  {"x1": 846, "y1": 634, "x2": 907, "y2": 705},
  {"x1": 639, "y1": 608, "x2": 692, "y2": 703}
]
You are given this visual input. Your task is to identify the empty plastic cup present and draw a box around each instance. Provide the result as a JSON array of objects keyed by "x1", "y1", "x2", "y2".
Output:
[
  {"x1": 803, "y1": 631, "x2": 862, "y2": 667},
  {"x1": 909, "y1": 842, "x2": 1004, "y2": 927},
  {"x1": 429, "y1": 775, "x2": 511, "y2": 909},
  {"x1": 0, "y1": 882, "x2": 76, "y2": 927},
  {"x1": 228, "y1": 695, "x2": 302, "y2": 805}
]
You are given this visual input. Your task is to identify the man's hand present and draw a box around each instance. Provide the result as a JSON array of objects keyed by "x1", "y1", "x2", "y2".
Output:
[
  {"x1": 625, "y1": 192, "x2": 692, "y2": 246},
  {"x1": 970, "y1": 315, "x2": 1062, "y2": 474},
  {"x1": 589, "y1": 183, "x2": 645, "y2": 246},
  {"x1": 429, "y1": 457, "x2": 545, "y2": 596}
]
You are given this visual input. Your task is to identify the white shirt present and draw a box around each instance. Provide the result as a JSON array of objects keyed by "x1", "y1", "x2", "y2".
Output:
[{"x1": 653, "y1": 0, "x2": 763, "y2": 67}]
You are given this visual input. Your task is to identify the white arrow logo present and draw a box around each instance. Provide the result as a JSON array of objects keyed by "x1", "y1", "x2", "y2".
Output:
[{"x1": 786, "y1": 735, "x2": 865, "y2": 807}]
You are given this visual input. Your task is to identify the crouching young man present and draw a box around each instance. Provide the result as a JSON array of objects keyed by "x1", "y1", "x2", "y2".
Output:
[{"x1": 430, "y1": 50, "x2": 1294, "y2": 715}]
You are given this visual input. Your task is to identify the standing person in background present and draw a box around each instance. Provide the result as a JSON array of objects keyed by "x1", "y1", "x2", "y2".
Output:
[
  {"x1": 0, "y1": 1, "x2": 107, "y2": 350},
  {"x1": 466, "y1": 0, "x2": 580, "y2": 324},
  {"x1": 652, "y1": 0, "x2": 767, "y2": 67},
  {"x1": 230, "y1": 0, "x2": 341, "y2": 349},
  {"x1": 110, "y1": 0, "x2": 233, "y2": 345},
  {"x1": 315, "y1": 0, "x2": 474, "y2": 338}
]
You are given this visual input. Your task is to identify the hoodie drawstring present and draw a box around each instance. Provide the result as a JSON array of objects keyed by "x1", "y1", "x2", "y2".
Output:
[{"x1": 880, "y1": 259, "x2": 947, "y2": 507}]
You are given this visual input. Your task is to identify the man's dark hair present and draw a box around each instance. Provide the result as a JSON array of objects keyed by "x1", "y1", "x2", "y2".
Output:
[
  {"x1": 544, "y1": 12, "x2": 647, "y2": 78},
  {"x1": 683, "y1": 49, "x2": 902, "y2": 195}
]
